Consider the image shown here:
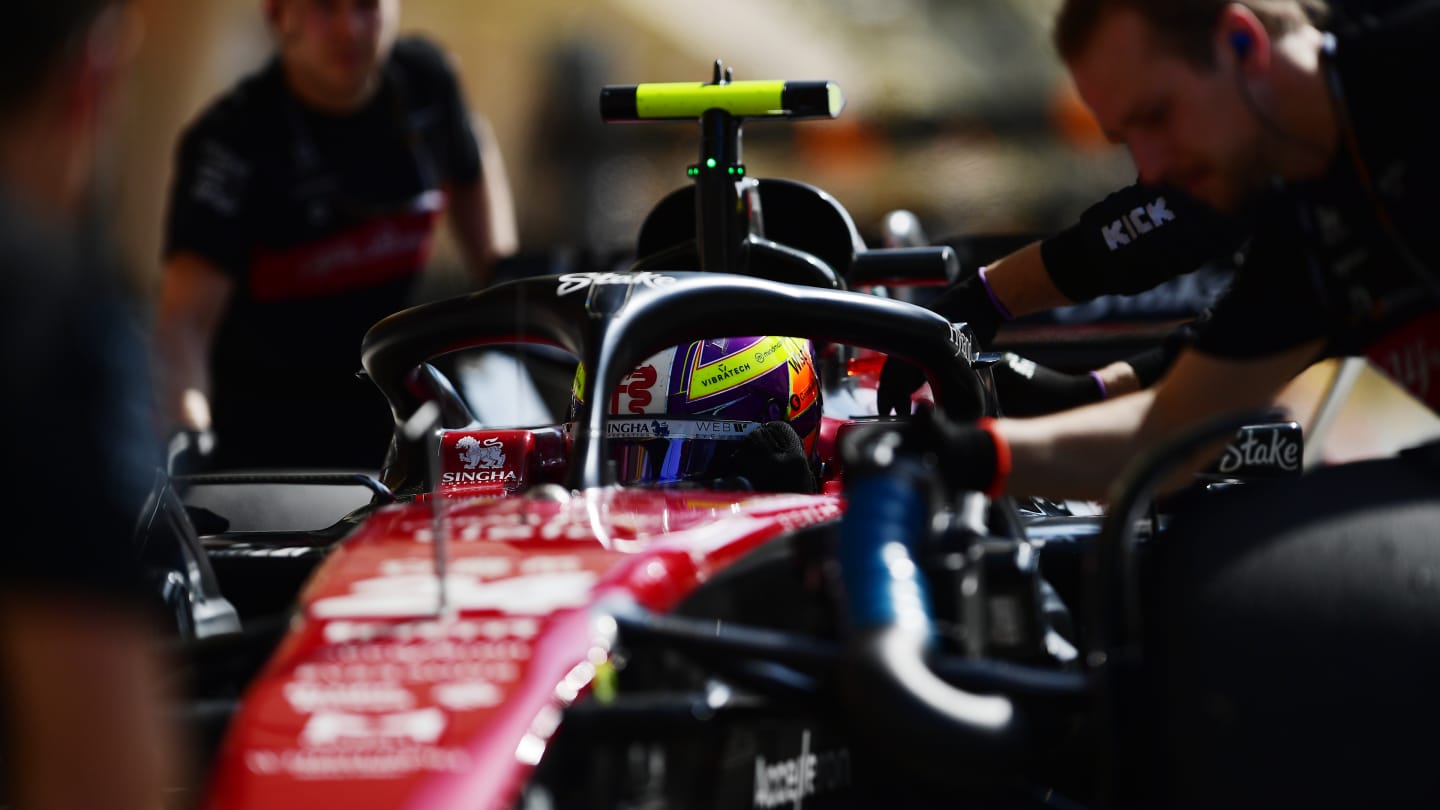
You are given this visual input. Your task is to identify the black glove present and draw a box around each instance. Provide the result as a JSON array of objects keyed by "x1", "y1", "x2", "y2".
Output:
[
  {"x1": 992, "y1": 352, "x2": 1106, "y2": 417},
  {"x1": 875, "y1": 275, "x2": 1008, "y2": 416},
  {"x1": 926, "y1": 272, "x2": 1008, "y2": 345},
  {"x1": 876, "y1": 357, "x2": 926, "y2": 417},
  {"x1": 843, "y1": 409, "x2": 1006, "y2": 495},
  {"x1": 714, "y1": 421, "x2": 817, "y2": 494},
  {"x1": 1128, "y1": 312, "x2": 1208, "y2": 388}
]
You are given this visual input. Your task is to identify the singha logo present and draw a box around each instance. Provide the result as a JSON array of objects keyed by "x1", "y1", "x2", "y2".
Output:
[
  {"x1": 457, "y1": 436, "x2": 506, "y2": 470},
  {"x1": 651, "y1": 420, "x2": 671, "y2": 438}
]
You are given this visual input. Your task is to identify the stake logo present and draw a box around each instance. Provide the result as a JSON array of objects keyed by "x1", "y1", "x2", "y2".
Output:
[
  {"x1": 1217, "y1": 426, "x2": 1302, "y2": 475},
  {"x1": 556, "y1": 271, "x2": 676, "y2": 296}
]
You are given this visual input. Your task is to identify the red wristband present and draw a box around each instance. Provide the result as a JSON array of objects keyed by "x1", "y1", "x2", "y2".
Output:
[{"x1": 975, "y1": 417, "x2": 1011, "y2": 498}]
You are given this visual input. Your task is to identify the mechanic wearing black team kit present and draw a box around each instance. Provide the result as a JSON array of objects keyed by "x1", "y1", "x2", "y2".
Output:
[
  {"x1": 874, "y1": 3, "x2": 1439, "y2": 803},
  {"x1": 1032, "y1": 3, "x2": 1440, "y2": 803},
  {"x1": 0, "y1": 2, "x2": 175, "y2": 808},
  {"x1": 155, "y1": 0, "x2": 517, "y2": 470},
  {"x1": 878, "y1": 1, "x2": 1413, "y2": 419},
  {"x1": 917, "y1": 0, "x2": 1440, "y2": 499}
]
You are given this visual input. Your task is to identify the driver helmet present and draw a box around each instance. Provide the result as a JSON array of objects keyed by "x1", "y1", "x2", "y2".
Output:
[{"x1": 570, "y1": 336, "x2": 822, "y2": 486}]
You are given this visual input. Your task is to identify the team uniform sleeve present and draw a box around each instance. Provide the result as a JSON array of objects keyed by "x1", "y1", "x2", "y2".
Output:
[
  {"x1": 162, "y1": 117, "x2": 255, "y2": 278},
  {"x1": 1040, "y1": 183, "x2": 1246, "y2": 302}
]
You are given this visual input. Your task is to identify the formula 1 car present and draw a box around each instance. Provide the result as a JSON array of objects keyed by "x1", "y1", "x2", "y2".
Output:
[
  {"x1": 170, "y1": 64, "x2": 1438, "y2": 810},
  {"x1": 183, "y1": 68, "x2": 1008, "y2": 809}
]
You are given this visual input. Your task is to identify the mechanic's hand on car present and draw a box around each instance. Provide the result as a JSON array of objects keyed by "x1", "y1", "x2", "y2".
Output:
[
  {"x1": 991, "y1": 352, "x2": 1106, "y2": 417},
  {"x1": 843, "y1": 408, "x2": 1006, "y2": 496},
  {"x1": 876, "y1": 357, "x2": 927, "y2": 417},
  {"x1": 881, "y1": 351, "x2": 1112, "y2": 418},
  {"x1": 876, "y1": 274, "x2": 1007, "y2": 415}
]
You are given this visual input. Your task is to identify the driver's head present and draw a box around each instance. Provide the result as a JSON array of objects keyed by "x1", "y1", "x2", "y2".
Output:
[
  {"x1": 1055, "y1": 0, "x2": 1326, "y2": 213},
  {"x1": 572, "y1": 336, "x2": 823, "y2": 491},
  {"x1": 267, "y1": 0, "x2": 401, "y2": 114}
]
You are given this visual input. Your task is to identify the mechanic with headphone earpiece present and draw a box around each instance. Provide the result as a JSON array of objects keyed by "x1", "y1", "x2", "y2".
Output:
[
  {"x1": 879, "y1": 0, "x2": 1437, "y2": 421},
  {"x1": 154, "y1": 0, "x2": 518, "y2": 471},
  {"x1": 878, "y1": 8, "x2": 1440, "y2": 800},
  {"x1": 862, "y1": 4, "x2": 1440, "y2": 802},
  {"x1": 888, "y1": 0, "x2": 1440, "y2": 498}
]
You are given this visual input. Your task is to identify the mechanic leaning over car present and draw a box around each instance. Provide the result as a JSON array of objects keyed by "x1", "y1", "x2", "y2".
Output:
[
  {"x1": 878, "y1": 0, "x2": 1421, "y2": 420},
  {"x1": 907, "y1": 0, "x2": 1440, "y2": 500},
  {"x1": 154, "y1": 0, "x2": 518, "y2": 470},
  {"x1": 877, "y1": 185, "x2": 1244, "y2": 417},
  {"x1": 0, "y1": 2, "x2": 177, "y2": 808}
]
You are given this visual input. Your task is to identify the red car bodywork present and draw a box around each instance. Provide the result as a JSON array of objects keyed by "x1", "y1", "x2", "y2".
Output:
[{"x1": 205, "y1": 427, "x2": 845, "y2": 810}]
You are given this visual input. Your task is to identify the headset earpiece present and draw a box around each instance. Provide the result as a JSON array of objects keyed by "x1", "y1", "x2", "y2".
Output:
[{"x1": 1230, "y1": 31, "x2": 1252, "y2": 60}]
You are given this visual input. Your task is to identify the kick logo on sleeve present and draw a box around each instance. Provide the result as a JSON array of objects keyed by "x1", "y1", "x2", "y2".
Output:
[{"x1": 1101, "y1": 196, "x2": 1177, "y2": 251}]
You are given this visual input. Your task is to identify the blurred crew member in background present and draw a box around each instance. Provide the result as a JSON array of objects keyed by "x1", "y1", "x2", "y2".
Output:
[
  {"x1": 0, "y1": 2, "x2": 174, "y2": 809},
  {"x1": 155, "y1": 0, "x2": 517, "y2": 470}
]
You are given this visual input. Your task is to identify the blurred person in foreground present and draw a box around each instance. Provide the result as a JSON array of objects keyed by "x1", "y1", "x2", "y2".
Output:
[
  {"x1": 154, "y1": 0, "x2": 518, "y2": 471},
  {"x1": 0, "y1": 2, "x2": 174, "y2": 809}
]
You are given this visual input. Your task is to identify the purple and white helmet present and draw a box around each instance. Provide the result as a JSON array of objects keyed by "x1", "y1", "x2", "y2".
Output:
[{"x1": 570, "y1": 336, "x2": 822, "y2": 485}]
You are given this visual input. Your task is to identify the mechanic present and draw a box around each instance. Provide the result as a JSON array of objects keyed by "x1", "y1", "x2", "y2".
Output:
[
  {"x1": 0, "y1": 1, "x2": 174, "y2": 808},
  {"x1": 876, "y1": 185, "x2": 1242, "y2": 417},
  {"x1": 878, "y1": 0, "x2": 1410, "y2": 419},
  {"x1": 910, "y1": 0, "x2": 1440, "y2": 500},
  {"x1": 154, "y1": 0, "x2": 518, "y2": 470}
]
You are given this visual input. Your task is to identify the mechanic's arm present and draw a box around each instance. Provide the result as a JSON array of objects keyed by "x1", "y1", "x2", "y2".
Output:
[
  {"x1": 0, "y1": 595, "x2": 175, "y2": 810},
  {"x1": 944, "y1": 183, "x2": 1242, "y2": 336},
  {"x1": 447, "y1": 114, "x2": 518, "y2": 288},
  {"x1": 995, "y1": 339, "x2": 1323, "y2": 500},
  {"x1": 978, "y1": 240, "x2": 1074, "y2": 319},
  {"x1": 153, "y1": 252, "x2": 234, "y2": 434},
  {"x1": 880, "y1": 185, "x2": 1240, "y2": 416}
]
